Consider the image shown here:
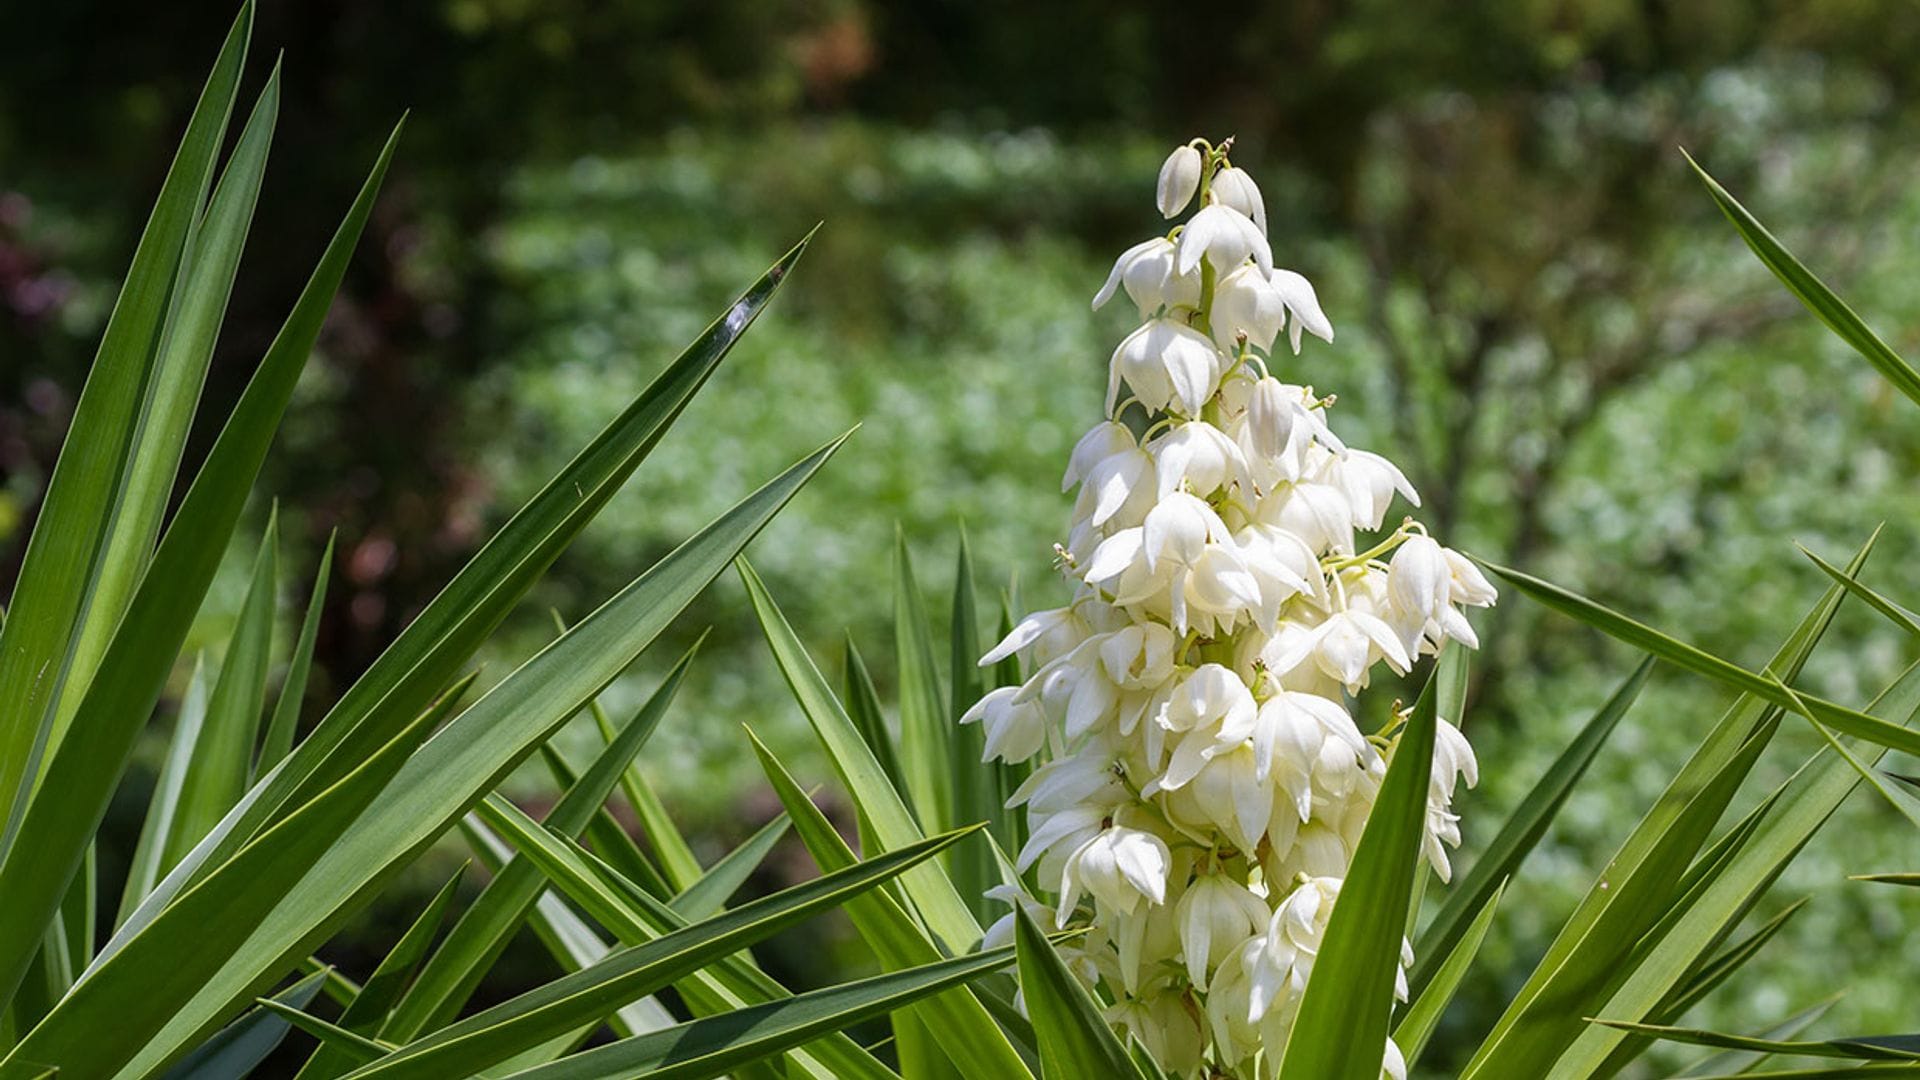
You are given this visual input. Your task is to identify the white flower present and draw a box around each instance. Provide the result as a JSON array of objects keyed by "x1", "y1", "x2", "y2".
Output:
[
  {"x1": 1107, "y1": 318, "x2": 1224, "y2": 418},
  {"x1": 1211, "y1": 264, "x2": 1289, "y2": 352},
  {"x1": 1060, "y1": 826, "x2": 1172, "y2": 921},
  {"x1": 1157, "y1": 663, "x2": 1257, "y2": 741},
  {"x1": 1421, "y1": 719, "x2": 1480, "y2": 881},
  {"x1": 1073, "y1": 442, "x2": 1156, "y2": 530},
  {"x1": 1433, "y1": 718, "x2": 1479, "y2": 796},
  {"x1": 1210, "y1": 165, "x2": 1267, "y2": 234},
  {"x1": 1092, "y1": 236, "x2": 1203, "y2": 316},
  {"x1": 1141, "y1": 491, "x2": 1232, "y2": 575},
  {"x1": 1272, "y1": 269, "x2": 1334, "y2": 353},
  {"x1": 1384, "y1": 1038, "x2": 1409, "y2": 1080},
  {"x1": 1318, "y1": 607, "x2": 1414, "y2": 687},
  {"x1": 1150, "y1": 663, "x2": 1258, "y2": 788},
  {"x1": 981, "y1": 882, "x2": 1057, "y2": 953},
  {"x1": 981, "y1": 604, "x2": 1086, "y2": 669},
  {"x1": 1336, "y1": 449, "x2": 1421, "y2": 531},
  {"x1": 1096, "y1": 623, "x2": 1179, "y2": 735},
  {"x1": 1234, "y1": 521, "x2": 1322, "y2": 617},
  {"x1": 1062, "y1": 421, "x2": 1136, "y2": 493},
  {"x1": 1175, "y1": 204, "x2": 1274, "y2": 277},
  {"x1": 1109, "y1": 989, "x2": 1206, "y2": 1076},
  {"x1": 1147, "y1": 419, "x2": 1248, "y2": 499},
  {"x1": 1084, "y1": 492, "x2": 1238, "y2": 617},
  {"x1": 1251, "y1": 690, "x2": 1365, "y2": 818},
  {"x1": 1388, "y1": 534, "x2": 1450, "y2": 622},
  {"x1": 1247, "y1": 876, "x2": 1340, "y2": 1021},
  {"x1": 1012, "y1": 739, "x2": 1127, "y2": 815},
  {"x1": 1157, "y1": 145, "x2": 1204, "y2": 219},
  {"x1": 1086, "y1": 493, "x2": 1262, "y2": 633},
  {"x1": 961, "y1": 685, "x2": 1048, "y2": 764},
  {"x1": 1176, "y1": 874, "x2": 1270, "y2": 985},
  {"x1": 1262, "y1": 479, "x2": 1356, "y2": 554},
  {"x1": 1206, "y1": 937, "x2": 1267, "y2": 1065},
  {"x1": 1175, "y1": 744, "x2": 1281, "y2": 855},
  {"x1": 1445, "y1": 547, "x2": 1499, "y2": 607}
]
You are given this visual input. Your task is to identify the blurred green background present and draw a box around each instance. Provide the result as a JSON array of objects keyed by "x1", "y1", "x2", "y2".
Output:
[{"x1": 8, "y1": 2, "x2": 1920, "y2": 1073}]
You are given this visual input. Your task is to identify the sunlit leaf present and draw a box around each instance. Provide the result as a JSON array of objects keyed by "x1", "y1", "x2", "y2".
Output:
[
  {"x1": 1279, "y1": 676, "x2": 1437, "y2": 1080},
  {"x1": 1688, "y1": 151, "x2": 1920, "y2": 410}
]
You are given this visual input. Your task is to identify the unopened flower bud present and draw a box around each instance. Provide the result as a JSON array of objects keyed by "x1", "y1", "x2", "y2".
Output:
[{"x1": 1157, "y1": 144, "x2": 1205, "y2": 218}]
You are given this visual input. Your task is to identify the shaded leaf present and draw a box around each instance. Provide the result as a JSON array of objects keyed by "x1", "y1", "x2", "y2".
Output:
[
  {"x1": 260, "y1": 534, "x2": 335, "y2": 777},
  {"x1": 493, "y1": 945, "x2": 1019, "y2": 1080},
  {"x1": 160, "y1": 967, "x2": 329, "y2": 1080},
  {"x1": 1688, "y1": 152, "x2": 1920, "y2": 410},
  {"x1": 1013, "y1": 907, "x2": 1142, "y2": 1080}
]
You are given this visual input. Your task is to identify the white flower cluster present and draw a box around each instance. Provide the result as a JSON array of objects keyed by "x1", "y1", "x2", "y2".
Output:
[{"x1": 967, "y1": 138, "x2": 1495, "y2": 1078}]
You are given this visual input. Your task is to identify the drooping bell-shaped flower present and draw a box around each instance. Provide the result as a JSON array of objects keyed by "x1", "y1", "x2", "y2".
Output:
[
  {"x1": 1209, "y1": 166, "x2": 1268, "y2": 234},
  {"x1": 1059, "y1": 825, "x2": 1173, "y2": 921},
  {"x1": 1175, "y1": 204, "x2": 1274, "y2": 277},
  {"x1": 1093, "y1": 236, "x2": 1204, "y2": 317},
  {"x1": 1107, "y1": 317, "x2": 1224, "y2": 417}
]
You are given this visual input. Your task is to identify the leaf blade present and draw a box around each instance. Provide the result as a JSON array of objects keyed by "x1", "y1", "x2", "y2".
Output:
[{"x1": 1278, "y1": 675, "x2": 1439, "y2": 1080}]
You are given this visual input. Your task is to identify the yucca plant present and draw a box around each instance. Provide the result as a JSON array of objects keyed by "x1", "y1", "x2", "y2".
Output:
[
  {"x1": 14, "y1": 9, "x2": 1920, "y2": 1080},
  {"x1": 736, "y1": 143, "x2": 1920, "y2": 1080}
]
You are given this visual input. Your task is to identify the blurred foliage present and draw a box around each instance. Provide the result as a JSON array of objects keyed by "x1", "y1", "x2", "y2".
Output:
[{"x1": 11, "y1": 1, "x2": 1920, "y2": 1075}]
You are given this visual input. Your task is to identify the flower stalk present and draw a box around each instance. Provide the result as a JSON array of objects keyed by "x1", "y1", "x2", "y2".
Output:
[{"x1": 967, "y1": 137, "x2": 1496, "y2": 1078}]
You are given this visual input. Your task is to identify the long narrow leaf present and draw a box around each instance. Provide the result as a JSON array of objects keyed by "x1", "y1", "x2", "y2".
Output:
[
  {"x1": 167, "y1": 511, "x2": 280, "y2": 870},
  {"x1": 1465, "y1": 545, "x2": 1866, "y2": 1078},
  {"x1": 383, "y1": 648, "x2": 697, "y2": 1040},
  {"x1": 1550, "y1": 658, "x2": 1920, "y2": 1074},
  {"x1": 893, "y1": 532, "x2": 953, "y2": 836},
  {"x1": 1278, "y1": 675, "x2": 1438, "y2": 1080},
  {"x1": 0, "y1": 3, "x2": 250, "y2": 855},
  {"x1": 256, "y1": 1000, "x2": 393, "y2": 1060},
  {"x1": 116, "y1": 654, "x2": 212, "y2": 924},
  {"x1": 1014, "y1": 906, "x2": 1143, "y2": 1080},
  {"x1": 1482, "y1": 559, "x2": 1920, "y2": 758},
  {"x1": 739, "y1": 558, "x2": 983, "y2": 953},
  {"x1": 341, "y1": 807, "x2": 967, "y2": 1080},
  {"x1": 1680, "y1": 997, "x2": 1841, "y2": 1077},
  {"x1": 125, "y1": 234, "x2": 817, "y2": 945},
  {"x1": 461, "y1": 802, "x2": 856, "y2": 1080},
  {"x1": 0, "y1": 114, "x2": 402, "y2": 1016},
  {"x1": 160, "y1": 968, "x2": 329, "y2": 1080},
  {"x1": 48, "y1": 64, "x2": 282, "y2": 773},
  {"x1": 1397, "y1": 879, "x2": 1505, "y2": 1068},
  {"x1": 1590, "y1": 898, "x2": 1811, "y2": 1078},
  {"x1": 842, "y1": 636, "x2": 907, "y2": 801},
  {"x1": 1800, "y1": 544, "x2": 1920, "y2": 639},
  {"x1": 493, "y1": 945, "x2": 1019, "y2": 1080},
  {"x1": 1589, "y1": 1020, "x2": 1920, "y2": 1062},
  {"x1": 669, "y1": 812, "x2": 791, "y2": 921},
  {"x1": 9, "y1": 440, "x2": 843, "y2": 1078},
  {"x1": 260, "y1": 534, "x2": 335, "y2": 776},
  {"x1": 293, "y1": 864, "x2": 467, "y2": 1080},
  {"x1": 749, "y1": 730, "x2": 1034, "y2": 1079},
  {"x1": 462, "y1": 817, "x2": 676, "y2": 1046},
  {"x1": 1687, "y1": 152, "x2": 1920, "y2": 410},
  {"x1": 948, "y1": 531, "x2": 1000, "y2": 918}
]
